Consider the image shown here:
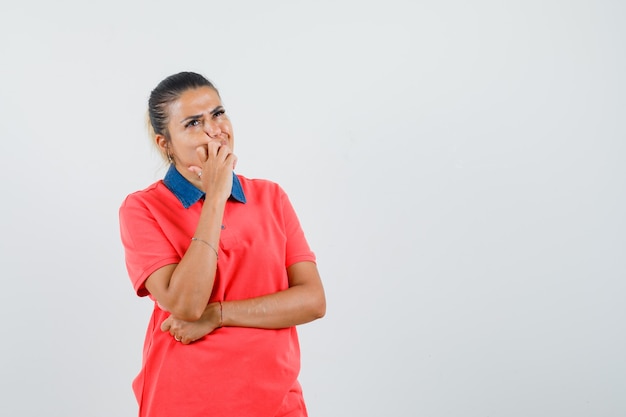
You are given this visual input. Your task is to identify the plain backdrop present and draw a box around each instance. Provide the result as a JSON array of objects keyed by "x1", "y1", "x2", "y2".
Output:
[{"x1": 1, "y1": 1, "x2": 624, "y2": 416}]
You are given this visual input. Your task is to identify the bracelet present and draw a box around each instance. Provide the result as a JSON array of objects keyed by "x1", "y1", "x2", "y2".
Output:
[
  {"x1": 191, "y1": 237, "x2": 219, "y2": 260},
  {"x1": 218, "y1": 301, "x2": 224, "y2": 328}
]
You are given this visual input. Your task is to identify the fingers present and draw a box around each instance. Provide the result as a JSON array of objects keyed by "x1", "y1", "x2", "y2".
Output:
[
  {"x1": 161, "y1": 317, "x2": 186, "y2": 344},
  {"x1": 187, "y1": 165, "x2": 202, "y2": 178},
  {"x1": 195, "y1": 145, "x2": 208, "y2": 162},
  {"x1": 160, "y1": 317, "x2": 172, "y2": 332},
  {"x1": 207, "y1": 140, "x2": 221, "y2": 156},
  {"x1": 172, "y1": 332, "x2": 194, "y2": 345},
  {"x1": 207, "y1": 140, "x2": 233, "y2": 159},
  {"x1": 190, "y1": 142, "x2": 233, "y2": 171},
  {"x1": 162, "y1": 317, "x2": 191, "y2": 344},
  {"x1": 166, "y1": 323, "x2": 185, "y2": 343}
]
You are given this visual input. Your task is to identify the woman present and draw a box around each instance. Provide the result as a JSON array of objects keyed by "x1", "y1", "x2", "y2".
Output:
[{"x1": 119, "y1": 71, "x2": 326, "y2": 417}]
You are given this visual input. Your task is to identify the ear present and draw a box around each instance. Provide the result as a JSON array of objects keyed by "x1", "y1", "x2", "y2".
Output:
[
  {"x1": 155, "y1": 134, "x2": 173, "y2": 163},
  {"x1": 155, "y1": 134, "x2": 168, "y2": 154}
]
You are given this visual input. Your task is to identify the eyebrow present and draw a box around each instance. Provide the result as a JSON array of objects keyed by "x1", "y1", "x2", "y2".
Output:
[{"x1": 179, "y1": 106, "x2": 225, "y2": 124}]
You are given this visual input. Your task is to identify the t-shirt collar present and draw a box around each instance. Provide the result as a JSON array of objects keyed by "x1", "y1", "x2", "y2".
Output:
[{"x1": 163, "y1": 164, "x2": 246, "y2": 209}]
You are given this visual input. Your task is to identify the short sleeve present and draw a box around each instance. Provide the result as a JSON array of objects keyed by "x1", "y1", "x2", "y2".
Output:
[
  {"x1": 119, "y1": 194, "x2": 181, "y2": 296},
  {"x1": 280, "y1": 189, "x2": 316, "y2": 268}
]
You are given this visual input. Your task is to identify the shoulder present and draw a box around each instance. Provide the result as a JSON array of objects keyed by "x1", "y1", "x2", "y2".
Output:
[
  {"x1": 120, "y1": 180, "x2": 171, "y2": 210},
  {"x1": 237, "y1": 175, "x2": 286, "y2": 198}
]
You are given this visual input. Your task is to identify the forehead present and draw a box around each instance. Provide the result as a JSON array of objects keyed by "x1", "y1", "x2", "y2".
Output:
[{"x1": 169, "y1": 86, "x2": 222, "y2": 119}]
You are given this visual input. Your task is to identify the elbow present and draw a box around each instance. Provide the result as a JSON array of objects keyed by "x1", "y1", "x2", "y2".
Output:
[
  {"x1": 313, "y1": 307, "x2": 326, "y2": 321},
  {"x1": 295, "y1": 288, "x2": 326, "y2": 323},
  {"x1": 317, "y1": 302, "x2": 326, "y2": 320},
  {"x1": 311, "y1": 293, "x2": 326, "y2": 320},
  {"x1": 178, "y1": 310, "x2": 204, "y2": 322},
  {"x1": 168, "y1": 302, "x2": 205, "y2": 322}
]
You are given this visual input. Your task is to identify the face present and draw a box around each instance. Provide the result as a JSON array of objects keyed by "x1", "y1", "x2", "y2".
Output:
[{"x1": 157, "y1": 86, "x2": 234, "y2": 180}]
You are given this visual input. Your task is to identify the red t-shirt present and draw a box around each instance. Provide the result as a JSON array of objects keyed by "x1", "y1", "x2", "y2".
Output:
[{"x1": 119, "y1": 171, "x2": 315, "y2": 417}]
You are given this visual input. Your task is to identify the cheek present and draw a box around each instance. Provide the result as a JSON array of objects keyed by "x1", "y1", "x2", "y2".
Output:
[
  {"x1": 171, "y1": 138, "x2": 201, "y2": 159},
  {"x1": 221, "y1": 120, "x2": 233, "y2": 134}
]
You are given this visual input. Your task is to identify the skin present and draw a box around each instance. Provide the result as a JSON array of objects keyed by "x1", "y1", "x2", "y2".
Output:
[{"x1": 147, "y1": 86, "x2": 326, "y2": 344}]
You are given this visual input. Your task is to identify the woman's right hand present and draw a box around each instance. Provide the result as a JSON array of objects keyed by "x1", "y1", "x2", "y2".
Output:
[{"x1": 189, "y1": 140, "x2": 237, "y2": 202}]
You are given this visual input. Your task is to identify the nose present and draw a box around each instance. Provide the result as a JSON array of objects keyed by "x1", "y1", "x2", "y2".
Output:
[{"x1": 203, "y1": 119, "x2": 221, "y2": 138}]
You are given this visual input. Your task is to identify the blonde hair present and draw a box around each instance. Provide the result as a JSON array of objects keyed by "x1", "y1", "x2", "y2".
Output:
[{"x1": 145, "y1": 110, "x2": 166, "y2": 162}]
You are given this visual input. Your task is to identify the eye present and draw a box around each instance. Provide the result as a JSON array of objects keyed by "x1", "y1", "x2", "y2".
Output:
[
  {"x1": 185, "y1": 119, "x2": 201, "y2": 128},
  {"x1": 213, "y1": 108, "x2": 226, "y2": 118}
]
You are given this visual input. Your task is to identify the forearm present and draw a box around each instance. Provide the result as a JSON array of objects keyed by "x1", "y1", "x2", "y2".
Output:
[
  {"x1": 163, "y1": 261, "x2": 324, "y2": 344},
  {"x1": 159, "y1": 199, "x2": 225, "y2": 320},
  {"x1": 222, "y1": 282, "x2": 326, "y2": 329},
  {"x1": 164, "y1": 284, "x2": 324, "y2": 345}
]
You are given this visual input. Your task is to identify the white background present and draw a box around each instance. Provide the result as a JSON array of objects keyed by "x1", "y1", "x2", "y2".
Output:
[{"x1": 1, "y1": 1, "x2": 624, "y2": 416}]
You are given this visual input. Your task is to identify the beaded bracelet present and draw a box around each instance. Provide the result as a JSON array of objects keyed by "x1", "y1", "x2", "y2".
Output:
[{"x1": 191, "y1": 237, "x2": 219, "y2": 260}]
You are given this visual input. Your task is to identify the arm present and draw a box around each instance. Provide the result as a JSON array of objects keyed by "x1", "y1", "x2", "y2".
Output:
[
  {"x1": 144, "y1": 199, "x2": 223, "y2": 321},
  {"x1": 224, "y1": 261, "x2": 326, "y2": 328},
  {"x1": 145, "y1": 143, "x2": 235, "y2": 321},
  {"x1": 161, "y1": 261, "x2": 326, "y2": 344}
]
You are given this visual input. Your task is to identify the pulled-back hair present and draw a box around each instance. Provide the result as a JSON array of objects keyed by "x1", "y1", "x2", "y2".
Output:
[{"x1": 148, "y1": 72, "x2": 218, "y2": 140}]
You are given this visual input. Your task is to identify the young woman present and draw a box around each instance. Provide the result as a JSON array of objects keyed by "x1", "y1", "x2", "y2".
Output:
[{"x1": 119, "y1": 71, "x2": 325, "y2": 417}]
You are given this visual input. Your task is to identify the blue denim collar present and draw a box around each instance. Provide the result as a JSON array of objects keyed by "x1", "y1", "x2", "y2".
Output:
[{"x1": 163, "y1": 164, "x2": 247, "y2": 209}]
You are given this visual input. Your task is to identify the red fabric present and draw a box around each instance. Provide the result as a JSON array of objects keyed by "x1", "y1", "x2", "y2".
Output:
[{"x1": 119, "y1": 176, "x2": 315, "y2": 417}]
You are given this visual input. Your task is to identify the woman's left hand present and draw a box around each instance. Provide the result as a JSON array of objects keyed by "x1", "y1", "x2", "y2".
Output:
[{"x1": 161, "y1": 302, "x2": 221, "y2": 344}]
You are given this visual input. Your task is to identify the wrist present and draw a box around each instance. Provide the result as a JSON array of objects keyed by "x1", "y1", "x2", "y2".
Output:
[
  {"x1": 203, "y1": 194, "x2": 229, "y2": 209},
  {"x1": 204, "y1": 301, "x2": 224, "y2": 328},
  {"x1": 218, "y1": 301, "x2": 224, "y2": 328}
]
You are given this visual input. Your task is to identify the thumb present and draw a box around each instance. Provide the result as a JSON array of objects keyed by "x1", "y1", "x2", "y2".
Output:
[{"x1": 160, "y1": 317, "x2": 172, "y2": 332}]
